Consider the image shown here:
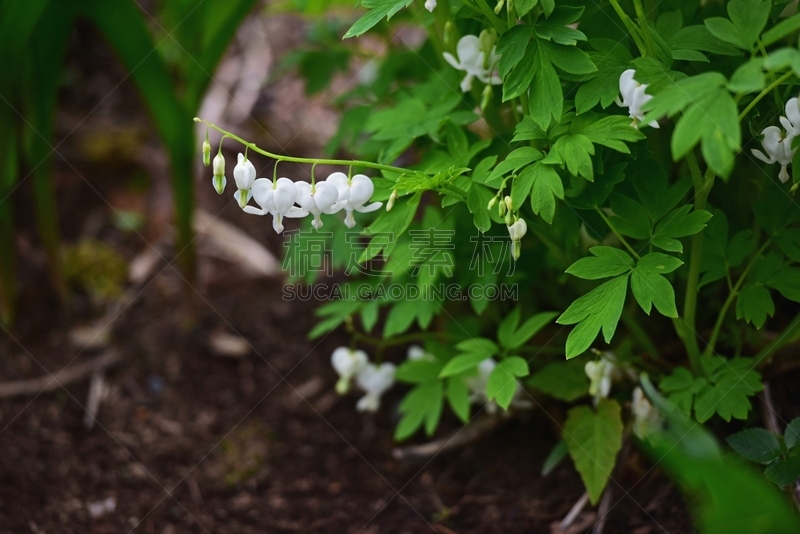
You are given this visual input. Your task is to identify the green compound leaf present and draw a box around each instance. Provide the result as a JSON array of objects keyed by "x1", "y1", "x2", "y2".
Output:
[
  {"x1": 735, "y1": 284, "x2": 775, "y2": 329},
  {"x1": 498, "y1": 308, "x2": 558, "y2": 350},
  {"x1": 651, "y1": 205, "x2": 713, "y2": 253},
  {"x1": 395, "y1": 381, "x2": 443, "y2": 440},
  {"x1": 558, "y1": 275, "x2": 629, "y2": 358},
  {"x1": 785, "y1": 418, "x2": 800, "y2": 449},
  {"x1": 764, "y1": 454, "x2": 800, "y2": 487},
  {"x1": 563, "y1": 399, "x2": 623, "y2": 505},
  {"x1": 566, "y1": 246, "x2": 634, "y2": 280},
  {"x1": 631, "y1": 253, "x2": 683, "y2": 317},
  {"x1": 486, "y1": 356, "x2": 529, "y2": 409},
  {"x1": 344, "y1": 0, "x2": 412, "y2": 38},
  {"x1": 727, "y1": 428, "x2": 781, "y2": 464},
  {"x1": 446, "y1": 378, "x2": 470, "y2": 423}
]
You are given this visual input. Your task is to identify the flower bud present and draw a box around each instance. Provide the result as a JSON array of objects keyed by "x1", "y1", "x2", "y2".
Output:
[
  {"x1": 212, "y1": 153, "x2": 226, "y2": 195},
  {"x1": 479, "y1": 29, "x2": 497, "y2": 56},
  {"x1": 202, "y1": 141, "x2": 211, "y2": 167},
  {"x1": 504, "y1": 195, "x2": 513, "y2": 211},
  {"x1": 498, "y1": 200, "x2": 506, "y2": 217},
  {"x1": 487, "y1": 196, "x2": 497, "y2": 210},
  {"x1": 444, "y1": 21, "x2": 454, "y2": 46},
  {"x1": 792, "y1": 181, "x2": 799, "y2": 194},
  {"x1": 493, "y1": 0, "x2": 504, "y2": 14},
  {"x1": 505, "y1": 210, "x2": 513, "y2": 226},
  {"x1": 481, "y1": 84, "x2": 492, "y2": 112},
  {"x1": 387, "y1": 189, "x2": 397, "y2": 211}
]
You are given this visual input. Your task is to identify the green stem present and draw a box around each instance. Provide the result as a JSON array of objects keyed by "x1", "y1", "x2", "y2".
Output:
[
  {"x1": 197, "y1": 118, "x2": 411, "y2": 175},
  {"x1": 739, "y1": 71, "x2": 795, "y2": 121},
  {"x1": 606, "y1": 0, "x2": 648, "y2": 56},
  {"x1": 704, "y1": 240, "x2": 771, "y2": 357},
  {"x1": 679, "y1": 151, "x2": 715, "y2": 374},
  {"x1": 595, "y1": 207, "x2": 641, "y2": 260},
  {"x1": 631, "y1": 0, "x2": 654, "y2": 57},
  {"x1": 756, "y1": 312, "x2": 800, "y2": 367}
]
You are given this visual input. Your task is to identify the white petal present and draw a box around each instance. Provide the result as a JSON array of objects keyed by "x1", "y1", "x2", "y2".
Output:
[
  {"x1": 313, "y1": 181, "x2": 340, "y2": 212},
  {"x1": 251, "y1": 178, "x2": 276, "y2": 212},
  {"x1": 751, "y1": 149, "x2": 774, "y2": 164},
  {"x1": 355, "y1": 201, "x2": 383, "y2": 213},
  {"x1": 787, "y1": 97, "x2": 800, "y2": 132},
  {"x1": 348, "y1": 174, "x2": 375, "y2": 206},
  {"x1": 780, "y1": 165, "x2": 791, "y2": 183},
  {"x1": 284, "y1": 206, "x2": 309, "y2": 218},
  {"x1": 456, "y1": 35, "x2": 482, "y2": 68},
  {"x1": 243, "y1": 206, "x2": 267, "y2": 216},
  {"x1": 326, "y1": 172, "x2": 351, "y2": 200},
  {"x1": 618, "y1": 69, "x2": 638, "y2": 106},
  {"x1": 356, "y1": 393, "x2": 379, "y2": 412},
  {"x1": 460, "y1": 73, "x2": 475, "y2": 93},
  {"x1": 273, "y1": 177, "x2": 297, "y2": 213},
  {"x1": 344, "y1": 210, "x2": 356, "y2": 228},
  {"x1": 233, "y1": 153, "x2": 256, "y2": 190},
  {"x1": 443, "y1": 52, "x2": 461, "y2": 70},
  {"x1": 294, "y1": 181, "x2": 315, "y2": 212}
]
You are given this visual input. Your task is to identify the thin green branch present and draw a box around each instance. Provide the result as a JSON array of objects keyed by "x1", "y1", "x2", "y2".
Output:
[
  {"x1": 704, "y1": 240, "x2": 771, "y2": 357},
  {"x1": 595, "y1": 207, "x2": 641, "y2": 260}
]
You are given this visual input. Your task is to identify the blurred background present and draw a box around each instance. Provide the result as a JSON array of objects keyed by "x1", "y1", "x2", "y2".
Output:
[{"x1": 0, "y1": 1, "x2": 695, "y2": 532}]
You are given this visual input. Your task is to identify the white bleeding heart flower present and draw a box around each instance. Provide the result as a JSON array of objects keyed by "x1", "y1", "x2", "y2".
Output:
[
  {"x1": 616, "y1": 69, "x2": 659, "y2": 129},
  {"x1": 294, "y1": 180, "x2": 341, "y2": 230},
  {"x1": 212, "y1": 153, "x2": 226, "y2": 195},
  {"x1": 443, "y1": 35, "x2": 502, "y2": 93},
  {"x1": 355, "y1": 362, "x2": 396, "y2": 412},
  {"x1": 424, "y1": 0, "x2": 437, "y2": 11},
  {"x1": 327, "y1": 172, "x2": 382, "y2": 228},
  {"x1": 780, "y1": 97, "x2": 800, "y2": 137},
  {"x1": 233, "y1": 153, "x2": 257, "y2": 208},
  {"x1": 331, "y1": 347, "x2": 368, "y2": 394},
  {"x1": 406, "y1": 345, "x2": 435, "y2": 362},
  {"x1": 243, "y1": 177, "x2": 308, "y2": 233},
  {"x1": 752, "y1": 125, "x2": 796, "y2": 183},
  {"x1": 507, "y1": 217, "x2": 527, "y2": 260},
  {"x1": 585, "y1": 357, "x2": 617, "y2": 403},
  {"x1": 632, "y1": 386, "x2": 662, "y2": 438}
]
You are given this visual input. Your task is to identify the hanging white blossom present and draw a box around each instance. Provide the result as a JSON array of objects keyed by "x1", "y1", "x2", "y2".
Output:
[
  {"x1": 752, "y1": 126, "x2": 795, "y2": 183},
  {"x1": 327, "y1": 172, "x2": 382, "y2": 228},
  {"x1": 355, "y1": 362, "x2": 396, "y2": 412},
  {"x1": 233, "y1": 153, "x2": 257, "y2": 208},
  {"x1": 443, "y1": 35, "x2": 502, "y2": 93},
  {"x1": 585, "y1": 357, "x2": 617, "y2": 403},
  {"x1": 294, "y1": 179, "x2": 341, "y2": 230},
  {"x1": 331, "y1": 347, "x2": 368, "y2": 394},
  {"x1": 631, "y1": 386, "x2": 662, "y2": 438},
  {"x1": 243, "y1": 177, "x2": 308, "y2": 233},
  {"x1": 616, "y1": 69, "x2": 658, "y2": 129}
]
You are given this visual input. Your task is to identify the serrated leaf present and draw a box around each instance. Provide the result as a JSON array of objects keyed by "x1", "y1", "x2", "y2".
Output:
[
  {"x1": 735, "y1": 284, "x2": 774, "y2": 328},
  {"x1": 726, "y1": 428, "x2": 781, "y2": 464},
  {"x1": 765, "y1": 455, "x2": 800, "y2": 487},
  {"x1": 631, "y1": 254, "x2": 681, "y2": 317},
  {"x1": 563, "y1": 399, "x2": 623, "y2": 504},
  {"x1": 395, "y1": 381, "x2": 443, "y2": 440},
  {"x1": 447, "y1": 378, "x2": 470, "y2": 423},
  {"x1": 651, "y1": 205, "x2": 712, "y2": 253},
  {"x1": 566, "y1": 246, "x2": 634, "y2": 280},
  {"x1": 558, "y1": 275, "x2": 629, "y2": 358},
  {"x1": 344, "y1": 0, "x2": 412, "y2": 38},
  {"x1": 529, "y1": 162, "x2": 564, "y2": 223},
  {"x1": 486, "y1": 356, "x2": 529, "y2": 409},
  {"x1": 786, "y1": 418, "x2": 800, "y2": 449}
]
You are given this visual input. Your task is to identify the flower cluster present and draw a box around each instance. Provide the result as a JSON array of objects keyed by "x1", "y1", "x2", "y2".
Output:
[
  {"x1": 584, "y1": 354, "x2": 619, "y2": 404},
  {"x1": 331, "y1": 347, "x2": 396, "y2": 412},
  {"x1": 616, "y1": 69, "x2": 658, "y2": 129},
  {"x1": 751, "y1": 98, "x2": 800, "y2": 183},
  {"x1": 330, "y1": 345, "x2": 526, "y2": 414},
  {"x1": 209, "y1": 153, "x2": 382, "y2": 231},
  {"x1": 444, "y1": 35, "x2": 502, "y2": 93}
]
